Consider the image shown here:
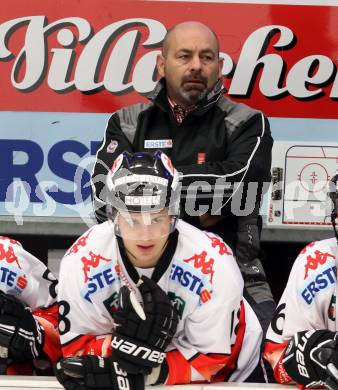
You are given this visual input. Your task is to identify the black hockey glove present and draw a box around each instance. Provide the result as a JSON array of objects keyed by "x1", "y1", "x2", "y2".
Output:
[
  {"x1": 283, "y1": 330, "x2": 338, "y2": 389},
  {"x1": 54, "y1": 355, "x2": 144, "y2": 390},
  {"x1": 0, "y1": 290, "x2": 44, "y2": 362},
  {"x1": 112, "y1": 276, "x2": 178, "y2": 375}
]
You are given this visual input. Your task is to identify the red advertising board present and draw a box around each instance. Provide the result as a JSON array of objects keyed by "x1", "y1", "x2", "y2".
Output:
[{"x1": 0, "y1": 0, "x2": 337, "y2": 118}]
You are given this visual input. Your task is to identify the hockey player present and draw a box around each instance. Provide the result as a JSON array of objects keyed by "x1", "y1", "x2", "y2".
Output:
[
  {"x1": 264, "y1": 171, "x2": 338, "y2": 389},
  {"x1": 0, "y1": 236, "x2": 60, "y2": 374},
  {"x1": 55, "y1": 151, "x2": 263, "y2": 390}
]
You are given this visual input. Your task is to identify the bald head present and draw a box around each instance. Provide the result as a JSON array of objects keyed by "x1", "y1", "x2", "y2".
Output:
[
  {"x1": 162, "y1": 21, "x2": 220, "y2": 58},
  {"x1": 156, "y1": 21, "x2": 223, "y2": 107}
]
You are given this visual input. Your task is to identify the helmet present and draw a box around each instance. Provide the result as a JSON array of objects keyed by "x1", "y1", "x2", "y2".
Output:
[
  {"x1": 327, "y1": 170, "x2": 338, "y2": 244},
  {"x1": 106, "y1": 151, "x2": 181, "y2": 238}
]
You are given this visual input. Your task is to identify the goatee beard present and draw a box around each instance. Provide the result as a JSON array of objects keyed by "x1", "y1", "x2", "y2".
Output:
[{"x1": 180, "y1": 88, "x2": 208, "y2": 105}]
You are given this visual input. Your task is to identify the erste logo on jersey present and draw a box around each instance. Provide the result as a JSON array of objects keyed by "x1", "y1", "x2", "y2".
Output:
[
  {"x1": 0, "y1": 242, "x2": 27, "y2": 294},
  {"x1": 170, "y1": 258, "x2": 213, "y2": 304},
  {"x1": 301, "y1": 265, "x2": 337, "y2": 305}
]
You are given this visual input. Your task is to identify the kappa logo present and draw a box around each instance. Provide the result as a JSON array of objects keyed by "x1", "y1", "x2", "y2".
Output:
[
  {"x1": 0, "y1": 237, "x2": 21, "y2": 247},
  {"x1": 66, "y1": 229, "x2": 92, "y2": 256},
  {"x1": 184, "y1": 251, "x2": 215, "y2": 284},
  {"x1": 81, "y1": 251, "x2": 111, "y2": 282},
  {"x1": 0, "y1": 243, "x2": 22, "y2": 269},
  {"x1": 304, "y1": 250, "x2": 335, "y2": 279},
  {"x1": 206, "y1": 234, "x2": 232, "y2": 256}
]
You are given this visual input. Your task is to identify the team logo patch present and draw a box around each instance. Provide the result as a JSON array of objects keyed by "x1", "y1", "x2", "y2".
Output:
[
  {"x1": 144, "y1": 139, "x2": 173, "y2": 149},
  {"x1": 167, "y1": 292, "x2": 186, "y2": 319},
  {"x1": 106, "y1": 140, "x2": 118, "y2": 153}
]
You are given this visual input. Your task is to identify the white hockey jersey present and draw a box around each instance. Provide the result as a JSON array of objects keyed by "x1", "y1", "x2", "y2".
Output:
[
  {"x1": 58, "y1": 220, "x2": 262, "y2": 384},
  {"x1": 264, "y1": 237, "x2": 338, "y2": 384},
  {"x1": 0, "y1": 236, "x2": 60, "y2": 365},
  {"x1": 0, "y1": 236, "x2": 57, "y2": 309}
]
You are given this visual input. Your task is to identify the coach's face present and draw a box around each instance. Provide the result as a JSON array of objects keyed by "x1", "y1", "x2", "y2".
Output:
[{"x1": 156, "y1": 22, "x2": 223, "y2": 107}]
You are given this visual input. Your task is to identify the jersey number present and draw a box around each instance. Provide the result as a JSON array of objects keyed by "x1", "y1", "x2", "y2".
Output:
[{"x1": 58, "y1": 300, "x2": 71, "y2": 335}]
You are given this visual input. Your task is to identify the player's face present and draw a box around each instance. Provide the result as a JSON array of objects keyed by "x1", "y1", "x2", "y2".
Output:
[
  {"x1": 156, "y1": 24, "x2": 223, "y2": 107},
  {"x1": 117, "y1": 209, "x2": 172, "y2": 268}
]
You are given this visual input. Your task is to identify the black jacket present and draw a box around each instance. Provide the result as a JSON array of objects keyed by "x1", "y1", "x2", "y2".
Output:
[{"x1": 91, "y1": 79, "x2": 273, "y2": 264}]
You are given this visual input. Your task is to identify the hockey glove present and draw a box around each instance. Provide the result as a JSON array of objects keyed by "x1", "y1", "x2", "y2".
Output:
[
  {"x1": 55, "y1": 355, "x2": 144, "y2": 390},
  {"x1": 112, "y1": 276, "x2": 178, "y2": 375},
  {"x1": 0, "y1": 290, "x2": 44, "y2": 362},
  {"x1": 283, "y1": 330, "x2": 338, "y2": 389}
]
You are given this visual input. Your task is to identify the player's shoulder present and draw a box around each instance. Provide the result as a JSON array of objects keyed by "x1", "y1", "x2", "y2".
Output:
[
  {"x1": 177, "y1": 220, "x2": 232, "y2": 253},
  {"x1": 290, "y1": 238, "x2": 337, "y2": 303},
  {"x1": 0, "y1": 235, "x2": 23, "y2": 251},
  {"x1": 175, "y1": 220, "x2": 238, "y2": 277},
  {"x1": 62, "y1": 222, "x2": 116, "y2": 265},
  {"x1": 294, "y1": 237, "x2": 337, "y2": 271},
  {"x1": 0, "y1": 235, "x2": 42, "y2": 267}
]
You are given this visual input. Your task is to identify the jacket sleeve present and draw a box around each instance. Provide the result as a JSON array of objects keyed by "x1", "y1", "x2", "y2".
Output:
[
  {"x1": 177, "y1": 114, "x2": 272, "y2": 209},
  {"x1": 91, "y1": 113, "x2": 134, "y2": 223}
]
